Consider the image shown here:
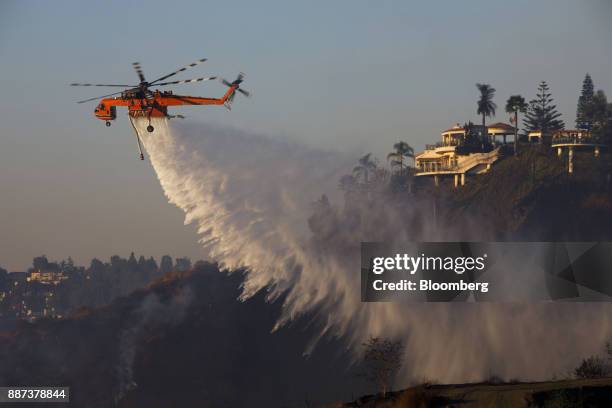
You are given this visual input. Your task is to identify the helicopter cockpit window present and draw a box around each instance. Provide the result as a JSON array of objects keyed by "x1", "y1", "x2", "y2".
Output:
[{"x1": 99, "y1": 103, "x2": 105, "y2": 110}]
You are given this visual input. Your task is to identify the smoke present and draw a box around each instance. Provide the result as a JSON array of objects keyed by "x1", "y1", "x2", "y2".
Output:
[
  {"x1": 134, "y1": 117, "x2": 612, "y2": 385},
  {"x1": 116, "y1": 286, "x2": 193, "y2": 402}
]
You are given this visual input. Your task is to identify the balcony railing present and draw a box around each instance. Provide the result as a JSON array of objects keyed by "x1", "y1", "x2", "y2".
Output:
[
  {"x1": 418, "y1": 164, "x2": 457, "y2": 172},
  {"x1": 552, "y1": 136, "x2": 600, "y2": 145},
  {"x1": 425, "y1": 141, "x2": 458, "y2": 150},
  {"x1": 416, "y1": 148, "x2": 500, "y2": 175}
]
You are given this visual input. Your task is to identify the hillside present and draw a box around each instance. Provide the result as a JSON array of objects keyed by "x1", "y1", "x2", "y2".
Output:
[
  {"x1": 331, "y1": 377, "x2": 612, "y2": 407},
  {"x1": 0, "y1": 263, "x2": 366, "y2": 408},
  {"x1": 309, "y1": 144, "x2": 612, "y2": 249},
  {"x1": 436, "y1": 145, "x2": 612, "y2": 240},
  {"x1": 1, "y1": 146, "x2": 610, "y2": 408}
]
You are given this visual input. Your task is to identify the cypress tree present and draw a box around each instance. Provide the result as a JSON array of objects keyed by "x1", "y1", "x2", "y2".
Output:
[
  {"x1": 524, "y1": 81, "x2": 565, "y2": 140},
  {"x1": 576, "y1": 73, "x2": 595, "y2": 131}
]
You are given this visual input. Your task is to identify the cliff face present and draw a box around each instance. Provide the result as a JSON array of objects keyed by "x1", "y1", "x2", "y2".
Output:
[
  {"x1": 0, "y1": 263, "x2": 364, "y2": 408},
  {"x1": 440, "y1": 145, "x2": 612, "y2": 241}
]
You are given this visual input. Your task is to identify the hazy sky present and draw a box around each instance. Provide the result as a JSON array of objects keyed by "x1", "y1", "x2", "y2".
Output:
[{"x1": 1, "y1": 0, "x2": 611, "y2": 270}]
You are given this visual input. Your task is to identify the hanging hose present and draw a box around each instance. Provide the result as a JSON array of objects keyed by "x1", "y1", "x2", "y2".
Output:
[{"x1": 129, "y1": 116, "x2": 145, "y2": 160}]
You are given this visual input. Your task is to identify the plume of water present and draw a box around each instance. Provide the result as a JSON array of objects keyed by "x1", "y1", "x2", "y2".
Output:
[{"x1": 133, "y1": 117, "x2": 612, "y2": 385}]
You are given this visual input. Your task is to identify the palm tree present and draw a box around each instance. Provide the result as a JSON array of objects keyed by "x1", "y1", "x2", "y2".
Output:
[
  {"x1": 338, "y1": 174, "x2": 357, "y2": 192},
  {"x1": 476, "y1": 83, "x2": 497, "y2": 146},
  {"x1": 352, "y1": 153, "x2": 377, "y2": 185},
  {"x1": 505, "y1": 95, "x2": 528, "y2": 155},
  {"x1": 386, "y1": 141, "x2": 415, "y2": 176}
]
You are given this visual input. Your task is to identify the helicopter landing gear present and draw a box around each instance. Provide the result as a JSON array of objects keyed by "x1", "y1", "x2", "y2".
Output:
[
  {"x1": 146, "y1": 125, "x2": 154, "y2": 133},
  {"x1": 105, "y1": 121, "x2": 111, "y2": 127}
]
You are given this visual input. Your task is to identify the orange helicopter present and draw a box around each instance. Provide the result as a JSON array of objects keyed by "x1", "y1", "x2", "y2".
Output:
[{"x1": 71, "y1": 58, "x2": 249, "y2": 159}]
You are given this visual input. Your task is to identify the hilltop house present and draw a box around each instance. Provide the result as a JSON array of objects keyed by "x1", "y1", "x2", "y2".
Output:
[
  {"x1": 415, "y1": 123, "x2": 514, "y2": 187},
  {"x1": 27, "y1": 269, "x2": 68, "y2": 285},
  {"x1": 487, "y1": 122, "x2": 517, "y2": 144},
  {"x1": 550, "y1": 129, "x2": 597, "y2": 148},
  {"x1": 528, "y1": 129, "x2": 596, "y2": 145},
  {"x1": 440, "y1": 123, "x2": 516, "y2": 146},
  {"x1": 550, "y1": 129, "x2": 603, "y2": 174}
]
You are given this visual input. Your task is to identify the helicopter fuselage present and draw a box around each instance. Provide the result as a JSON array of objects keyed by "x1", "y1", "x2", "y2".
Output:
[{"x1": 94, "y1": 86, "x2": 236, "y2": 122}]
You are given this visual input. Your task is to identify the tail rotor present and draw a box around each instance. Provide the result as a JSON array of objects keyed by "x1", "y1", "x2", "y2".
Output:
[{"x1": 220, "y1": 73, "x2": 250, "y2": 110}]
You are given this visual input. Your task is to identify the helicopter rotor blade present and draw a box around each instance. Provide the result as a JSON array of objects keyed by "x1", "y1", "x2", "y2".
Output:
[
  {"x1": 150, "y1": 76, "x2": 217, "y2": 87},
  {"x1": 132, "y1": 62, "x2": 146, "y2": 83},
  {"x1": 220, "y1": 73, "x2": 245, "y2": 87},
  {"x1": 220, "y1": 73, "x2": 250, "y2": 107},
  {"x1": 70, "y1": 83, "x2": 135, "y2": 87},
  {"x1": 76, "y1": 90, "x2": 125, "y2": 104},
  {"x1": 149, "y1": 58, "x2": 208, "y2": 85}
]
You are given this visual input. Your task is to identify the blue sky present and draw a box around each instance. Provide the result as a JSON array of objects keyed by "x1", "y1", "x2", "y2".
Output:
[{"x1": 0, "y1": 0, "x2": 611, "y2": 270}]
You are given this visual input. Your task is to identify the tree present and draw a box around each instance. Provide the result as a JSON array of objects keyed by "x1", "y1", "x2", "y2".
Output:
[
  {"x1": 145, "y1": 257, "x2": 158, "y2": 274},
  {"x1": 476, "y1": 83, "x2": 497, "y2": 144},
  {"x1": 386, "y1": 141, "x2": 415, "y2": 176},
  {"x1": 524, "y1": 81, "x2": 565, "y2": 143},
  {"x1": 160, "y1": 255, "x2": 174, "y2": 275},
  {"x1": 32, "y1": 255, "x2": 50, "y2": 272},
  {"x1": 505, "y1": 95, "x2": 528, "y2": 155},
  {"x1": 575, "y1": 356, "x2": 608, "y2": 379},
  {"x1": 576, "y1": 73, "x2": 595, "y2": 131},
  {"x1": 307, "y1": 194, "x2": 339, "y2": 241},
  {"x1": 137, "y1": 255, "x2": 148, "y2": 280},
  {"x1": 60, "y1": 257, "x2": 77, "y2": 274},
  {"x1": 128, "y1": 252, "x2": 138, "y2": 269},
  {"x1": 175, "y1": 257, "x2": 192, "y2": 272},
  {"x1": 387, "y1": 141, "x2": 415, "y2": 193},
  {"x1": 588, "y1": 90, "x2": 612, "y2": 143},
  {"x1": 456, "y1": 122, "x2": 483, "y2": 154},
  {"x1": 338, "y1": 174, "x2": 357, "y2": 193},
  {"x1": 0, "y1": 266, "x2": 8, "y2": 291},
  {"x1": 352, "y1": 153, "x2": 378, "y2": 185},
  {"x1": 361, "y1": 336, "x2": 405, "y2": 398},
  {"x1": 141, "y1": 256, "x2": 159, "y2": 281}
]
